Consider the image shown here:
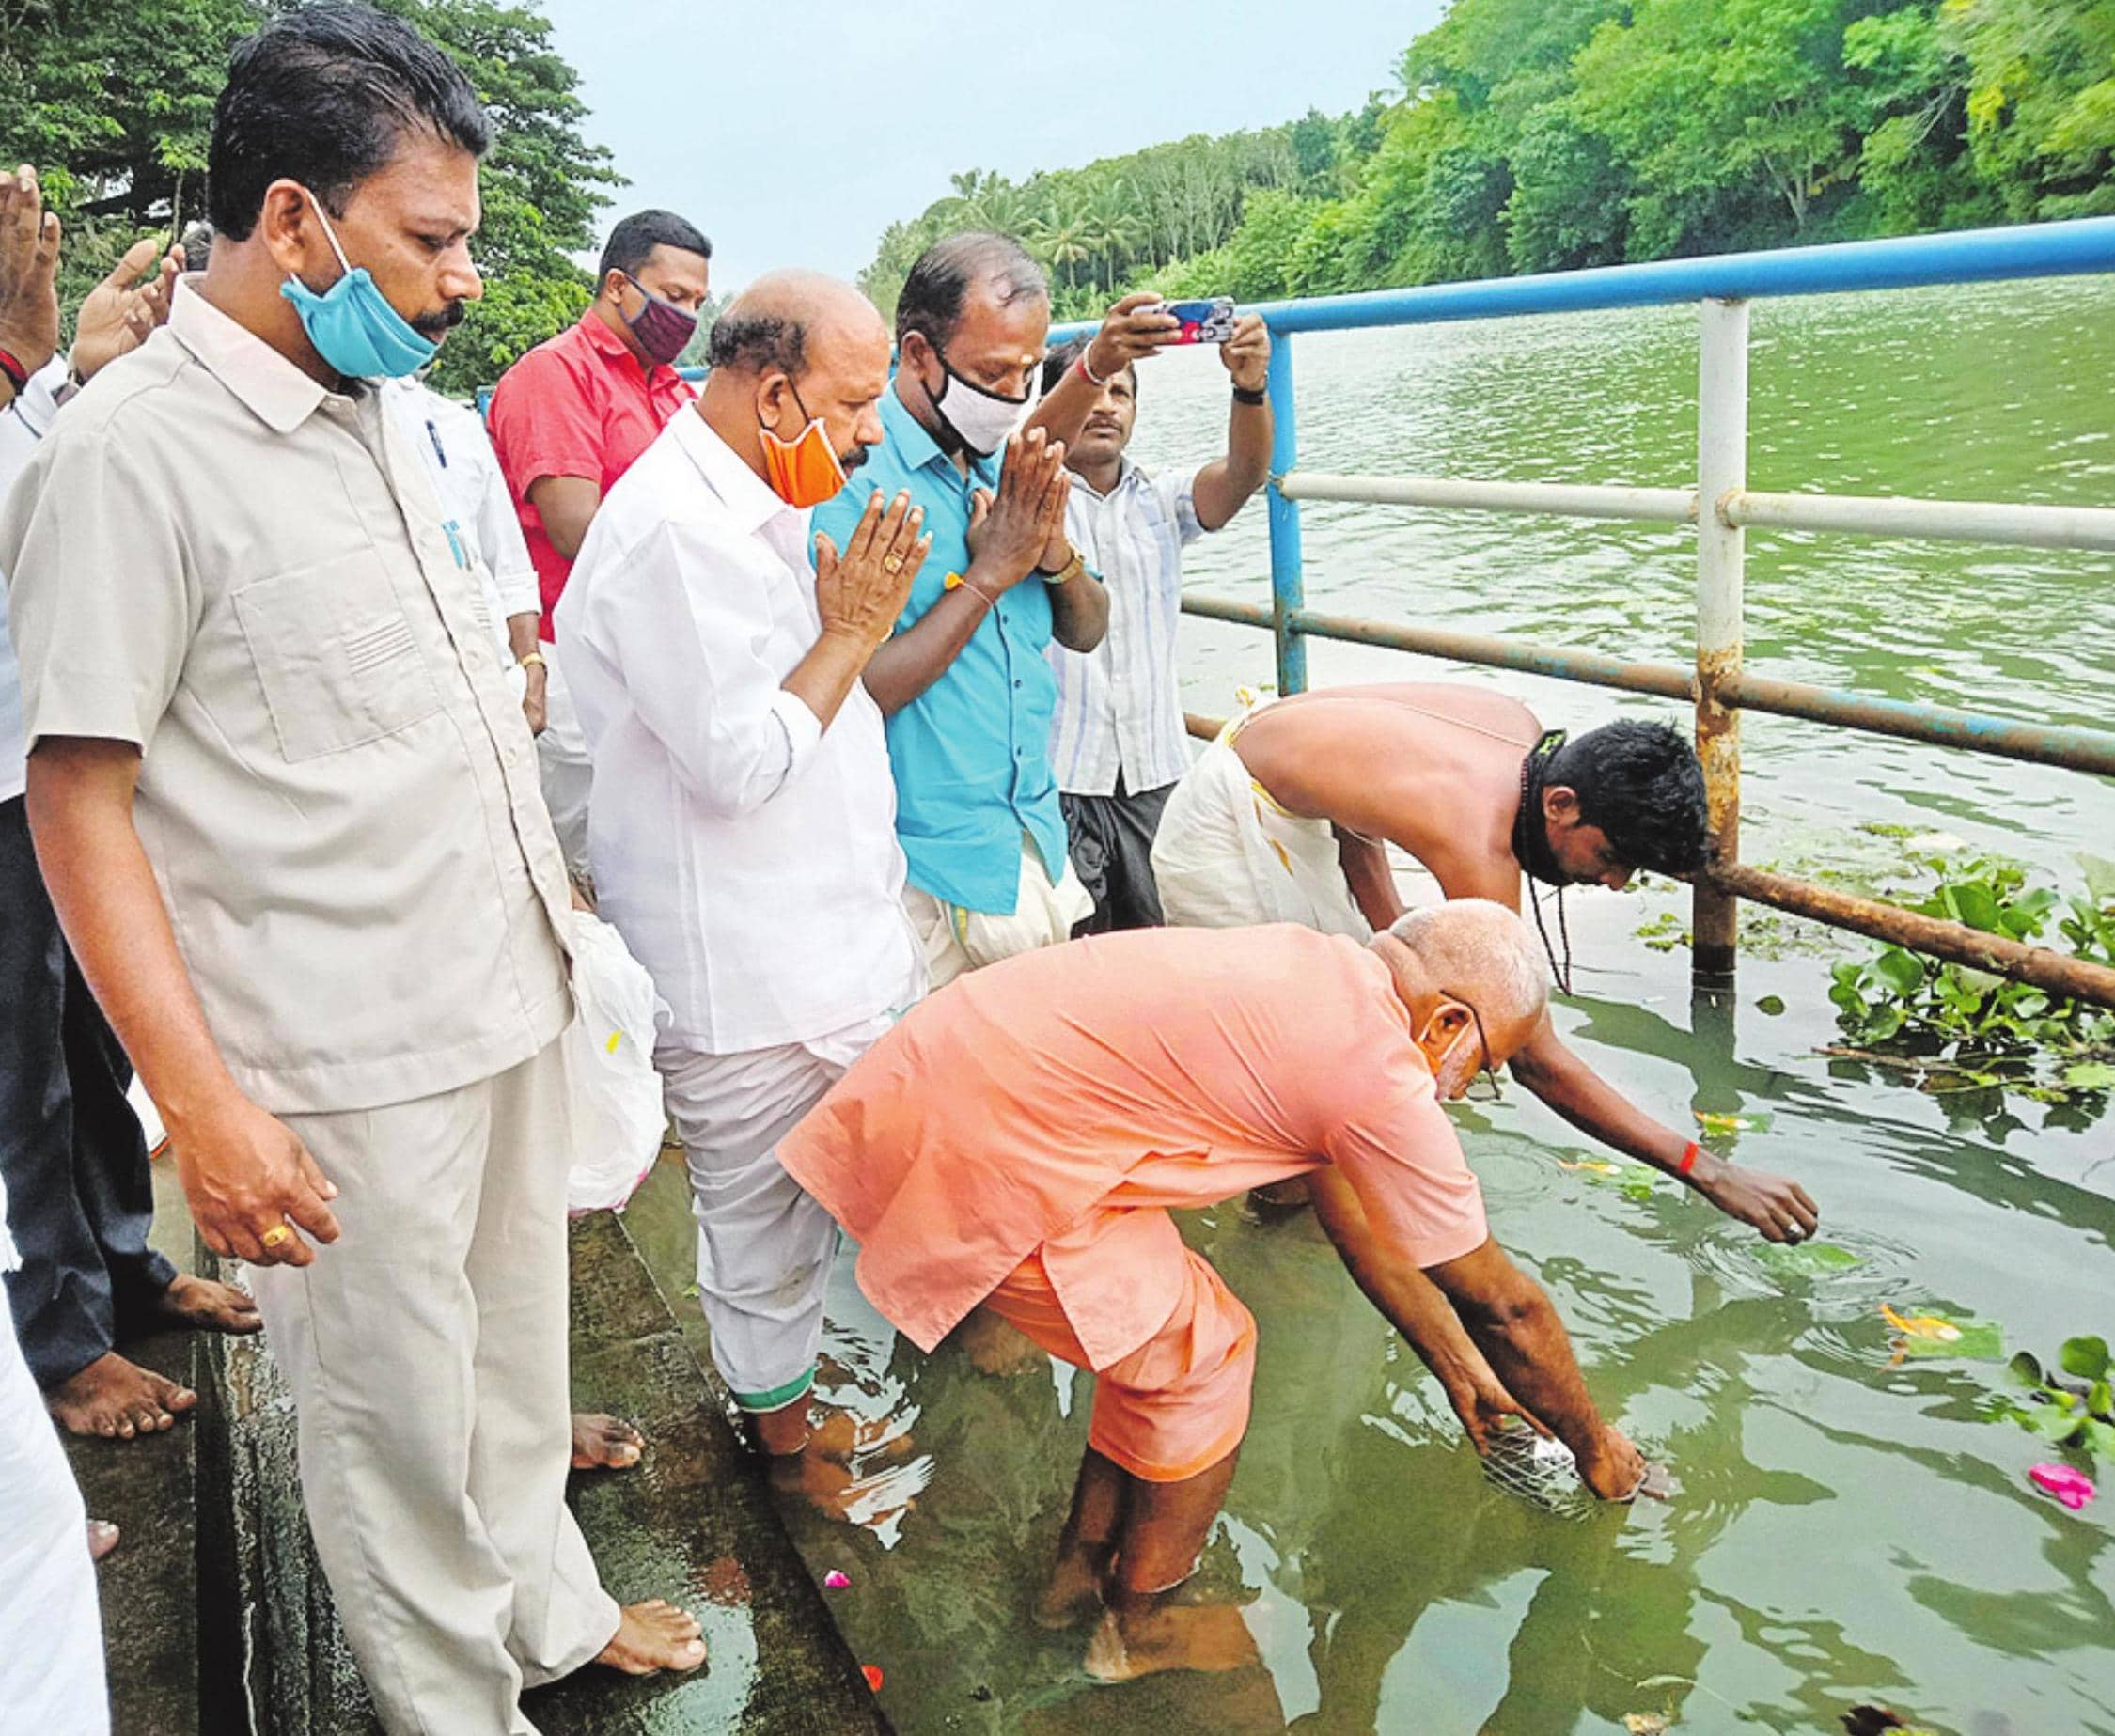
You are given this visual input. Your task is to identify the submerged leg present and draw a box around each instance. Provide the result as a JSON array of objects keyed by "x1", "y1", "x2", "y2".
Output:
[
  {"x1": 1034, "y1": 1447, "x2": 1129, "y2": 1628},
  {"x1": 1085, "y1": 1447, "x2": 1254, "y2": 1681}
]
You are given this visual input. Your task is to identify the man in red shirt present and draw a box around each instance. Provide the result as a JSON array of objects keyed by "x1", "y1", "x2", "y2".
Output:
[{"x1": 489, "y1": 209, "x2": 711, "y2": 875}]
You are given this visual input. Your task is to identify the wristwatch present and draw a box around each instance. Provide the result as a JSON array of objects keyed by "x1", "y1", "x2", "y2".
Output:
[{"x1": 1036, "y1": 548, "x2": 1087, "y2": 587}]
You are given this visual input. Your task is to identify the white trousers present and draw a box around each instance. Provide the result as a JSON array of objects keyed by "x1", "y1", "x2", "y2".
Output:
[
  {"x1": 903, "y1": 838, "x2": 1093, "y2": 990},
  {"x1": 657, "y1": 1009, "x2": 899, "y2": 1412},
  {"x1": 0, "y1": 1304, "x2": 107, "y2": 1733},
  {"x1": 247, "y1": 1040, "x2": 619, "y2": 1736},
  {"x1": 538, "y1": 645, "x2": 593, "y2": 884}
]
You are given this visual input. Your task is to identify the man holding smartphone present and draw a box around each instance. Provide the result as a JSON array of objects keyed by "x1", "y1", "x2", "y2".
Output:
[{"x1": 1036, "y1": 306, "x2": 1273, "y2": 931}]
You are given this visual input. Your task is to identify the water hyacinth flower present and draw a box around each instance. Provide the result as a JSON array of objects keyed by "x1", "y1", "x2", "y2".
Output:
[{"x1": 2029, "y1": 1462, "x2": 2097, "y2": 1510}]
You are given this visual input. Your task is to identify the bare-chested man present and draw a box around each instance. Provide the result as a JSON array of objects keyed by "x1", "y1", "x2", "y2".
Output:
[{"x1": 1151, "y1": 681, "x2": 1820, "y2": 1243}]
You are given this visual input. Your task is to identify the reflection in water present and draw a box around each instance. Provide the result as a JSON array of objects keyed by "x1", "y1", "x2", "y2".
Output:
[{"x1": 629, "y1": 281, "x2": 2115, "y2": 1734}]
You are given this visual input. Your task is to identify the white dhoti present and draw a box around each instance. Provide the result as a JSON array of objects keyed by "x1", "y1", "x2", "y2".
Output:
[
  {"x1": 247, "y1": 1040, "x2": 619, "y2": 1736},
  {"x1": 658, "y1": 994, "x2": 911, "y2": 1413},
  {"x1": 0, "y1": 1205, "x2": 108, "y2": 1735},
  {"x1": 1151, "y1": 732, "x2": 1371, "y2": 939},
  {"x1": 537, "y1": 644, "x2": 593, "y2": 884},
  {"x1": 902, "y1": 837, "x2": 1094, "y2": 991}
]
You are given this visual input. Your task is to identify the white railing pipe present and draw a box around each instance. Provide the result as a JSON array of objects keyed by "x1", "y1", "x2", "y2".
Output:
[
  {"x1": 1724, "y1": 490, "x2": 2115, "y2": 552},
  {"x1": 1278, "y1": 472, "x2": 1698, "y2": 524}
]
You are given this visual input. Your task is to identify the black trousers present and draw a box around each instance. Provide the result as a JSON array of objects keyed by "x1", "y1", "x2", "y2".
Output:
[
  {"x1": 1062, "y1": 774, "x2": 1174, "y2": 935},
  {"x1": 0, "y1": 794, "x2": 174, "y2": 1388}
]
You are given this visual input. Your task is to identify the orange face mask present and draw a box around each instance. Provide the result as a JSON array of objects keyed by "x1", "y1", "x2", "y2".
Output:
[{"x1": 759, "y1": 386, "x2": 849, "y2": 509}]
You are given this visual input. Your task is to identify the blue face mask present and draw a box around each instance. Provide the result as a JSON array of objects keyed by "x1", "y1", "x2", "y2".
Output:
[{"x1": 279, "y1": 190, "x2": 439, "y2": 380}]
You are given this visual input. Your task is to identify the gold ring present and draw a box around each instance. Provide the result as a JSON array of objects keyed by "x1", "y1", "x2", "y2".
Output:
[
  {"x1": 883, "y1": 555, "x2": 904, "y2": 574},
  {"x1": 260, "y1": 1224, "x2": 290, "y2": 1249}
]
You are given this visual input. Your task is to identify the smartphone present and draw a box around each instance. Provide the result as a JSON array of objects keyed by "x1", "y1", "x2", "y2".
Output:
[{"x1": 1160, "y1": 296, "x2": 1237, "y2": 346}]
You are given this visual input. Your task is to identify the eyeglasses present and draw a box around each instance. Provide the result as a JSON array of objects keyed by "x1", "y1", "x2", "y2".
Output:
[{"x1": 1455, "y1": 998, "x2": 1504, "y2": 1103}]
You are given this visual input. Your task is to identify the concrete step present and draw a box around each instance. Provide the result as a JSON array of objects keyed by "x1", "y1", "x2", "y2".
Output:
[
  {"x1": 85, "y1": 1208, "x2": 886, "y2": 1733},
  {"x1": 62, "y1": 1325, "x2": 204, "y2": 1736}
]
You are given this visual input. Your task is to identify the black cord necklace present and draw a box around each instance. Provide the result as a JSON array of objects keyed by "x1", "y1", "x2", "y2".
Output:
[{"x1": 1512, "y1": 730, "x2": 1574, "y2": 994}]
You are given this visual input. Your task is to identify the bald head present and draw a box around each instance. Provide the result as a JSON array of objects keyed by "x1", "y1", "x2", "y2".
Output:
[
  {"x1": 700, "y1": 270, "x2": 893, "y2": 491},
  {"x1": 706, "y1": 270, "x2": 885, "y2": 380},
  {"x1": 1385, "y1": 899, "x2": 1549, "y2": 1068}
]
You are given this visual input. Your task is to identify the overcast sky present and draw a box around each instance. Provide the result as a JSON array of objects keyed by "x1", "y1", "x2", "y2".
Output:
[{"x1": 535, "y1": 0, "x2": 1447, "y2": 291}]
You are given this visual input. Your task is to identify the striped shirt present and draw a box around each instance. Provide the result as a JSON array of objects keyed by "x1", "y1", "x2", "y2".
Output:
[{"x1": 1047, "y1": 460, "x2": 1205, "y2": 797}]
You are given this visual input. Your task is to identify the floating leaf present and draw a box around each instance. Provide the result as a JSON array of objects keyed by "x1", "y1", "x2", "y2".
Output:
[
  {"x1": 2060, "y1": 1336, "x2": 2111, "y2": 1382},
  {"x1": 1756, "y1": 1241, "x2": 1863, "y2": 1277},
  {"x1": 1755, "y1": 994, "x2": 1786, "y2": 1015},
  {"x1": 2078, "y1": 851, "x2": 2115, "y2": 905},
  {"x1": 1880, "y1": 1306, "x2": 2005, "y2": 1362},
  {"x1": 1559, "y1": 1157, "x2": 1622, "y2": 1175},
  {"x1": 1872, "y1": 946, "x2": 1925, "y2": 997},
  {"x1": 1693, "y1": 1109, "x2": 1773, "y2": 1134},
  {"x1": 2009, "y1": 1350, "x2": 2045, "y2": 1389},
  {"x1": 2063, "y1": 1061, "x2": 2115, "y2": 1091}
]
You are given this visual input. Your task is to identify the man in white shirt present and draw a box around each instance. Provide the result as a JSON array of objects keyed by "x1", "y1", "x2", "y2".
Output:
[
  {"x1": 381, "y1": 372, "x2": 547, "y2": 730},
  {"x1": 557, "y1": 272, "x2": 931, "y2": 1497},
  {"x1": 1041, "y1": 316, "x2": 1273, "y2": 931}
]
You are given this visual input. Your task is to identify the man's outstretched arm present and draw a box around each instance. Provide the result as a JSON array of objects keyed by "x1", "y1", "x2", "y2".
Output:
[
  {"x1": 1430, "y1": 852, "x2": 1821, "y2": 1246},
  {"x1": 1509, "y1": 1017, "x2": 1819, "y2": 1244},
  {"x1": 1420, "y1": 1237, "x2": 1652, "y2": 1501},
  {"x1": 1309, "y1": 1168, "x2": 1534, "y2": 1452}
]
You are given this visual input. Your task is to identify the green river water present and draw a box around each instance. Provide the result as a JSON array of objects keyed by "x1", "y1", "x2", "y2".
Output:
[{"x1": 627, "y1": 276, "x2": 2115, "y2": 1735}]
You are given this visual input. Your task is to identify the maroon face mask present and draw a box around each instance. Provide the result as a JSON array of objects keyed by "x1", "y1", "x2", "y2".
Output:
[{"x1": 621, "y1": 272, "x2": 698, "y2": 366}]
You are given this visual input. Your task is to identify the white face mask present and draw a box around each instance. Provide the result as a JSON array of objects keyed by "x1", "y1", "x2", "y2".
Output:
[{"x1": 929, "y1": 354, "x2": 1035, "y2": 457}]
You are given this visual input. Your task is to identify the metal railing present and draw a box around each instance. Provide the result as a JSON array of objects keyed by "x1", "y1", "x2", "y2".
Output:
[{"x1": 1057, "y1": 216, "x2": 2115, "y2": 1009}]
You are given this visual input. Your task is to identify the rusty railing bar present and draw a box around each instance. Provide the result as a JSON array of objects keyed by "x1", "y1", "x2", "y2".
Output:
[
  {"x1": 1709, "y1": 863, "x2": 2115, "y2": 1011},
  {"x1": 1177, "y1": 594, "x2": 2115, "y2": 776}
]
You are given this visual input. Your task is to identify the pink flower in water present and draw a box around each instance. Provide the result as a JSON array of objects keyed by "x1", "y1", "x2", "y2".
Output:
[
  {"x1": 823, "y1": 1570, "x2": 851, "y2": 1589},
  {"x1": 2029, "y1": 1463, "x2": 2097, "y2": 1511}
]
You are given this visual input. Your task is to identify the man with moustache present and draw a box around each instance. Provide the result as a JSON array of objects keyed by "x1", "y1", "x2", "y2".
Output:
[
  {"x1": 557, "y1": 273, "x2": 932, "y2": 1505},
  {"x1": 0, "y1": 9, "x2": 704, "y2": 1727},
  {"x1": 812, "y1": 233, "x2": 1108, "y2": 987}
]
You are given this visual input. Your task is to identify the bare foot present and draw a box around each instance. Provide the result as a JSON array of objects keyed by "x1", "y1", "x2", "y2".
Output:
[
  {"x1": 47, "y1": 1353, "x2": 196, "y2": 1440},
  {"x1": 767, "y1": 1447, "x2": 864, "y2": 1523},
  {"x1": 571, "y1": 1413, "x2": 643, "y2": 1471},
  {"x1": 153, "y1": 1272, "x2": 262, "y2": 1334},
  {"x1": 956, "y1": 1306, "x2": 1047, "y2": 1376},
  {"x1": 593, "y1": 1600, "x2": 705, "y2": 1676},
  {"x1": 86, "y1": 1519, "x2": 120, "y2": 1562},
  {"x1": 1084, "y1": 1603, "x2": 1261, "y2": 1682},
  {"x1": 1031, "y1": 1545, "x2": 1107, "y2": 1629},
  {"x1": 806, "y1": 1409, "x2": 913, "y2": 1467}
]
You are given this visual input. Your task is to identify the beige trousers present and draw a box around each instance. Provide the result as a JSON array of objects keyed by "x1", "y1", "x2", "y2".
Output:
[{"x1": 248, "y1": 1039, "x2": 618, "y2": 1736}]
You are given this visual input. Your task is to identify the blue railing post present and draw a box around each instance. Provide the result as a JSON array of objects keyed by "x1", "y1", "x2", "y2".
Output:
[{"x1": 1266, "y1": 331, "x2": 1307, "y2": 696}]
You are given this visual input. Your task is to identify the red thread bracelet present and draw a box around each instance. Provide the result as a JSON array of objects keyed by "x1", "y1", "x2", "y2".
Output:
[
  {"x1": 0, "y1": 346, "x2": 29, "y2": 395},
  {"x1": 1074, "y1": 352, "x2": 1111, "y2": 389},
  {"x1": 1677, "y1": 1140, "x2": 1700, "y2": 1176}
]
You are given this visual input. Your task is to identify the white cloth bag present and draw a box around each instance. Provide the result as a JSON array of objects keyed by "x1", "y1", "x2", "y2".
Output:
[{"x1": 564, "y1": 909, "x2": 670, "y2": 1214}]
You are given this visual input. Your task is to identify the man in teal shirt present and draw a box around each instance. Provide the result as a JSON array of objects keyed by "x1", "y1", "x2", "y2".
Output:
[{"x1": 816, "y1": 233, "x2": 1108, "y2": 984}]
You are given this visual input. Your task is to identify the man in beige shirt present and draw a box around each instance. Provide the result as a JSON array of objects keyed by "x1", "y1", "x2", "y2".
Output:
[{"x1": 0, "y1": 10, "x2": 700, "y2": 1728}]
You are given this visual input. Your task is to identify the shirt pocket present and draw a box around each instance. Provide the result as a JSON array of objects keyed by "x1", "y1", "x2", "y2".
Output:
[{"x1": 232, "y1": 552, "x2": 442, "y2": 763}]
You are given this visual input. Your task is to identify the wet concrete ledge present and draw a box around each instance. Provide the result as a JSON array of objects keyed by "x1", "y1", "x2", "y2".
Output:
[{"x1": 81, "y1": 1211, "x2": 887, "y2": 1734}]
